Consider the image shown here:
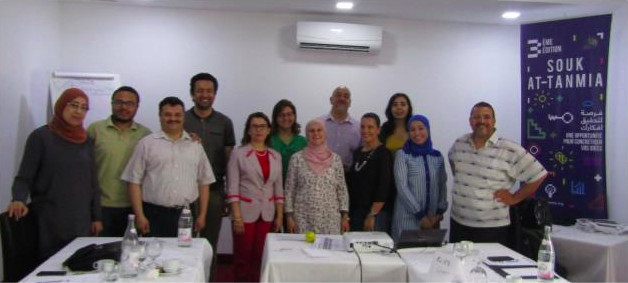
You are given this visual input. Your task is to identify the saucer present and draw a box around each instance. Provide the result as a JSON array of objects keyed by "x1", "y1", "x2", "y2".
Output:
[{"x1": 159, "y1": 267, "x2": 182, "y2": 276}]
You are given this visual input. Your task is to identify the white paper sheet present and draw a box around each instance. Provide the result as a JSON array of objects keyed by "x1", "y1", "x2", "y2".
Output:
[{"x1": 311, "y1": 236, "x2": 345, "y2": 251}]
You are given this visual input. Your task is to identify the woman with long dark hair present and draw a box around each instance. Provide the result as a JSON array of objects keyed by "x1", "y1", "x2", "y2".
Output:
[
  {"x1": 270, "y1": 99, "x2": 307, "y2": 180},
  {"x1": 378, "y1": 93, "x2": 414, "y2": 232},
  {"x1": 380, "y1": 93, "x2": 413, "y2": 151}
]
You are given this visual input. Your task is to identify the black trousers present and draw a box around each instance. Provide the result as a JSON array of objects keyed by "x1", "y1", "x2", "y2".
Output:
[
  {"x1": 100, "y1": 207, "x2": 133, "y2": 237},
  {"x1": 349, "y1": 208, "x2": 368, "y2": 231},
  {"x1": 142, "y1": 202, "x2": 196, "y2": 237},
  {"x1": 449, "y1": 219, "x2": 509, "y2": 246}
]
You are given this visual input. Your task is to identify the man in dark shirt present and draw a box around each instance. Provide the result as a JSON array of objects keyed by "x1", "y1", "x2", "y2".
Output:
[{"x1": 183, "y1": 73, "x2": 235, "y2": 276}]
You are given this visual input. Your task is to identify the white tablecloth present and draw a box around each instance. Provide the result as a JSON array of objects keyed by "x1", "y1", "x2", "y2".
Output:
[
  {"x1": 552, "y1": 225, "x2": 628, "y2": 282},
  {"x1": 260, "y1": 233, "x2": 407, "y2": 282},
  {"x1": 398, "y1": 243, "x2": 568, "y2": 283},
  {"x1": 20, "y1": 237, "x2": 213, "y2": 282}
]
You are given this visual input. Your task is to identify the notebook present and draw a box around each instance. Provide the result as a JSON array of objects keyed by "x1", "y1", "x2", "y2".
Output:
[{"x1": 396, "y1": 229, "x2": 448, "y2": 249}]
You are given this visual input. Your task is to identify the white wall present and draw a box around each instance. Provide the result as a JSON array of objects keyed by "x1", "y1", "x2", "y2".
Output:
[
  {"x1": 56, "y1": 2, "x2": 522, "y2": 145},
  {"x1": 54, "y1": 2, "x2": 522, "y2": 254},
  {"x1": 0, "y1": 0, "x2": 626, "y2": 262},
  {"x1": 0, "y1": 0, "x2": 61, "y2": 210},
  {"x1": 0, "y1": 0, "x2": 61, "y2": 278},
  {"x1": 605, "y1": 2, "x2": 628, "y2": 224}
]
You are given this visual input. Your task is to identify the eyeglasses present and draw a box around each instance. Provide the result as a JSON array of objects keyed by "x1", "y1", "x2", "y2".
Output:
[
  {"x1": 251, "y1": 124, "x2": 269, "y2": 130},
  {"x1": 67, "y1": 102, "x2": 89, "y2": 112},
  {"x1": 112, "y1": 100, "x2": 137, "y2": 108}
]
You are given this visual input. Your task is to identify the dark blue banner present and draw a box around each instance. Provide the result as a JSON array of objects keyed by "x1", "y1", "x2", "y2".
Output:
[{"x1": 521, "y1": 15, "x2": 611, "y2": 223}]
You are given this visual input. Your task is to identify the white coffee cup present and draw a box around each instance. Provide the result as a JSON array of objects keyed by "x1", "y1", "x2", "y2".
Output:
[
  {"x1": 162, "y1": 259, "x2": 180, "y2": 273},
  {"x1": 93, "y1": 259, "x2": 116, "y2": 273}
]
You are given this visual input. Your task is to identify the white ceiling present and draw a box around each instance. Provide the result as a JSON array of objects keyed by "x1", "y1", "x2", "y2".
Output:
[{"x1": 76, "y1": 0, "x2": 625, "y2": 24}]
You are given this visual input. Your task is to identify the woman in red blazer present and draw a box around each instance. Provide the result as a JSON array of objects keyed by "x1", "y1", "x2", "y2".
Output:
[{"x1": 226, "y1": 112, "x2": 284, "y2": 282}]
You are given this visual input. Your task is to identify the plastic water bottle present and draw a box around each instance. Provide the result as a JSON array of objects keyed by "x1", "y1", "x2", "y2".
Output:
[
  {"x1": 537, "y1": 225, "x2": 555, "y2": 281},
  {"x1": 178, "y1": 202, "x2": 193, "y2": 247},
  {"x1": 120, "y1": 214, "x2": 140, "y2": 278}
]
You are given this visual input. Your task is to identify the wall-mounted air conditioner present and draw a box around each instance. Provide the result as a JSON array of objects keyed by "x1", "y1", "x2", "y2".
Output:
[{"x1": 296, "y1": 22, "x2": 383, "y2": 53}]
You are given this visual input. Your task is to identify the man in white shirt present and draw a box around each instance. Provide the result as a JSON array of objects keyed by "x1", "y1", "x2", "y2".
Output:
[
  {"x1": 121, "y1": 97, "x2": 215, "y2": 237},
  {"x1": 448, "y1": 101, "x2": 547, "y2": 245}
]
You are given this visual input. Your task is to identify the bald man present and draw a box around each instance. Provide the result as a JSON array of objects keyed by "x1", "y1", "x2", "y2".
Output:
[{"x1": 319, "y1": 86, "x2": 361, "y2": 171}]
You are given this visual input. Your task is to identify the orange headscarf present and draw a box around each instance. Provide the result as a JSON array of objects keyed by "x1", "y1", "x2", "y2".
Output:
[{"x1": 48, "y1": 88, "x2": 89, "y2": 144}]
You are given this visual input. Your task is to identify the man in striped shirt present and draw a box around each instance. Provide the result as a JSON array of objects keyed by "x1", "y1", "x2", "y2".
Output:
[
  {"x1": 122, "y1": 97, "x2": 215, "y2": 237},
  {"x1": 448, "y1": 102, "x2": 547, "y2": 246}
]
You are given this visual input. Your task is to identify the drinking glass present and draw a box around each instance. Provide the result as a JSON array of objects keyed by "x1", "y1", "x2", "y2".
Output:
[
  {"x1": 137, "y1": 241, "x2": 148, "y2": 269},
  {"x1": 103, "y1": 264, "x2": 119, "y2": 282},
  {"x1": 467, "y1": 250, "x2": 488, "y2": 283},
  {"x1": 453, "y1": 242, "x2": 469, "y2": 261},
  {"x1": 146, "y1": 238, "x2": 163, "y2": 268}
]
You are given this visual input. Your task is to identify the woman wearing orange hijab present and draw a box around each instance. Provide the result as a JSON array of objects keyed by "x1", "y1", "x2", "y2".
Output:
[{"x1": 6, "y1": 88, "x2": 103, "y2": 260}]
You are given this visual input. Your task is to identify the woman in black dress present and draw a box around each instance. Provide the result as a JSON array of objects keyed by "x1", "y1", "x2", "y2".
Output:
[
  {"x1": 347, "y1": 113, "x2": 393, "y2": 231},
  {"x1": 7, "y1": 88, "x2": 102, "y2": 260}
]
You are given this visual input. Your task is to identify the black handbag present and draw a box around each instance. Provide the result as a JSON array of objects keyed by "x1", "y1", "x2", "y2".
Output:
[
  {"x1": 62, "y1": 241, "x2": 121, "y2": 271},
  {"x1": 519, "y1": 198, "x2": 552, "y2": 229}
]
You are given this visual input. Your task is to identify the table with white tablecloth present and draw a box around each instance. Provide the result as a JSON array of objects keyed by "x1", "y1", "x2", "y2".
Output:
[
  {"x1": 398, "y1": 243, "x2": 569, "y2": 283},
  {"x1": 552, "y1": 225, "x2": 628, "y2": 282},
  {"x1": 260, "y1": 233, "x2": 407, "y2": 282},
  {"x1": 20, "y1": 237, "x2": 213, "y2": 282}
]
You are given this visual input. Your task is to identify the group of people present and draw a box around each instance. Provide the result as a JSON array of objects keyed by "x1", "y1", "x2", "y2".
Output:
[{"x1": 6, "y1": 73, "x2": 548, "y2": 282}]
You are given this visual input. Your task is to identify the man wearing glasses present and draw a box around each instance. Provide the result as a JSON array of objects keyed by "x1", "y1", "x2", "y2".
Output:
[{"x1": 87, "y1": 86, "x2": 151, "y2": 236}]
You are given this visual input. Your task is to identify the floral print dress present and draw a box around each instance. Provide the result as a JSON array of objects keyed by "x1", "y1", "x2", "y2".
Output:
[{"x1": 284, "y1": 151, "x2": 349, "y2": 234}]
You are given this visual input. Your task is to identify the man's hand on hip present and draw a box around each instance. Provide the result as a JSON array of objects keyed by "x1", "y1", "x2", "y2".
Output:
[{"x1": 493, "y1": 189, "x2": 518, "y2": 206}]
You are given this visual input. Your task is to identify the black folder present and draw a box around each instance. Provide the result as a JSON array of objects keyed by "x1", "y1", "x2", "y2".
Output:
[{"x1": 396, "y1": 229, "x2": 447, "y2": 249}]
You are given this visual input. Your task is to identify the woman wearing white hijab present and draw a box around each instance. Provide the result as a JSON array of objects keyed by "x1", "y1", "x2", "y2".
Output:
[{"x1": 284, "y1": 119, "x2": 350, "y2": 234}]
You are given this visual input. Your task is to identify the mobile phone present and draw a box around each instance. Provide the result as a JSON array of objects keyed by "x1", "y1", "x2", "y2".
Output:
[
  {"x1": 487, "y1": 256, "x2": 516, "y2": 262},
  {"x1": 36, "y1": 271, "x2": 67, "y2": 276}
]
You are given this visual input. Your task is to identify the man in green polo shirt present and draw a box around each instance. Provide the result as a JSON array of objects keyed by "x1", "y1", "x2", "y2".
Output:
[{"x1": 87, "y1": 86, "x2": 151, "y2": 236}]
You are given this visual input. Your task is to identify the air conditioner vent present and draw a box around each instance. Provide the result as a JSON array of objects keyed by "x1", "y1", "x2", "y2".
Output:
[
  {"x1": 297, "y1": 22, "x2": 382, "y2": 53},
  {"x1": 299, "y1": 43, "x2": 370, "y2": 52}
]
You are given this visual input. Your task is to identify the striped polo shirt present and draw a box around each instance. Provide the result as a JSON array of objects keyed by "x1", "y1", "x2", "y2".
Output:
[{"x1": 448, "y1": 132, "x2": 547, "y2": 228}]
